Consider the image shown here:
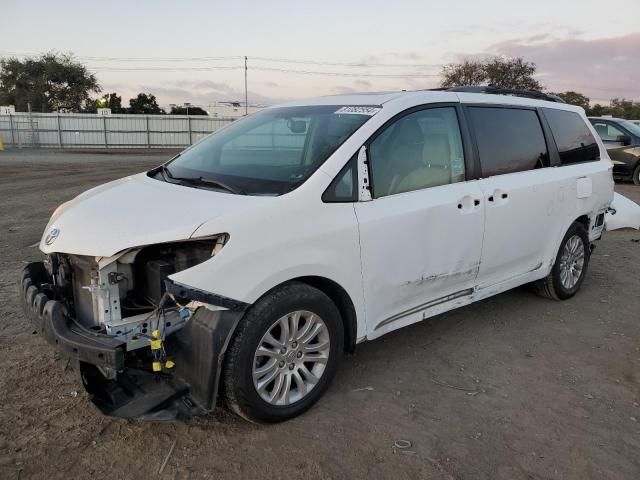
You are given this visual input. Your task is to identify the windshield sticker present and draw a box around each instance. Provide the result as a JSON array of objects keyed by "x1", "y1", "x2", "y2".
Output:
[{"x1": 334, "y1": 106, "x2": 381, "y2": 116}]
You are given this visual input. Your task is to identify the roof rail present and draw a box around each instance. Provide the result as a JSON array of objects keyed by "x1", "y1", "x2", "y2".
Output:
[{"x1": 441, "y1": 86, "x2": 566, "y2": 104}]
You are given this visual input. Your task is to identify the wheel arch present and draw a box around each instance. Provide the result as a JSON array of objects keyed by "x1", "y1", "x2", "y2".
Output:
[
  {"x1": 632, "y1": 160, "x2": 640, "y2": 182},
  {"x1": 574, "y1": 214, "x2": 590, "y2": 232},
  {"x1": 255, "y1": 276, "x2": 359, "y2": 353},
  {"x1": 551, "y1": 214, "x2": 591, "y2": 266}
]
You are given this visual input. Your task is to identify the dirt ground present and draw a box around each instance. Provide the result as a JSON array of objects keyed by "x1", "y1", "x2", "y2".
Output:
[{"x1": 0, "y1": 149, "x2": 639, "y2": 480}]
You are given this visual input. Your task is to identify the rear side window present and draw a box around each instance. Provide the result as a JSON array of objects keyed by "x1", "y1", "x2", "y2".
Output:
[
  {"x1": 467, "y1": 107, "x2": 549, "y2": 177},
  {"x1": 544, "y1": 109, "x2": 600, "y2": 164}
]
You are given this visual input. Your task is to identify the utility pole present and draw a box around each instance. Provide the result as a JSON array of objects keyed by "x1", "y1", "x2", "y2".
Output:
[
  {"x1": 244, "y1": 56, "x2": 248, "y2": 116},
  {"x1": 185, "y1": 103, "x2": 192, "y2": 145}
]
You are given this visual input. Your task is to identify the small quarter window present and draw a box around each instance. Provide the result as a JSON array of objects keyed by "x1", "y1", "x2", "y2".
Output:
[
  {"x1": 322, "y1": 157, "x2": 357, "y2": 202},
  {"x1": 544, "y1": 108, "x2": 600, "y2": 164},
  {"x1": 467, "y1": 107, "x2": 549, "y2": 177}
]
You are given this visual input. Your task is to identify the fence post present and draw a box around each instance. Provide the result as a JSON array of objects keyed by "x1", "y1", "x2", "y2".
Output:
[
  {"x1": 57, "y1": 113, "x2": 63, "y2": 148},
  {"x1": 103, "y1": 115, "x2": 108, "y2": 148},
  {"x1": 187, "y1": 116, "x2": 192, "y2": 145},
  {"x1": 9, "y1": 113, "x2": 15, "y2": 146},
  {"x1": 146, "y1": 115, "x2": 151, "y2": 148}
]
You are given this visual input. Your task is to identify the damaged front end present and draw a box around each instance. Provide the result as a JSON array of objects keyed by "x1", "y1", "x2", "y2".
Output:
[{"x1": 19, "y1": 234, "x2": 248, "y2": 420}]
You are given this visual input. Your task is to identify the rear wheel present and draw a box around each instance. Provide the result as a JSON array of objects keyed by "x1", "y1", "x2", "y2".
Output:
[
  {"x1": 632, "y1": 164, "x2": 640, "y2": 185},
  {"x1": 537, "y1": 222, "x2": 590, "y2": 300},
  {"x1": 223, "y1": 282, "x2": 343, "y2": 423}
]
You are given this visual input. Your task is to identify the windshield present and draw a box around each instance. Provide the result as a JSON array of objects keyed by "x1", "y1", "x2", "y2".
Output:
[
  {"x1": 618, "y1": 119, "x2": 640, "y2": 138},
  {"x1": 163, "y1": 105, "x2": 373, "y2": 195}
]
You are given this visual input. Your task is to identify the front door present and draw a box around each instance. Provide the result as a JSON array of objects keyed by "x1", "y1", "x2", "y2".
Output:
[{"x1": 354, "y1": 105, "x2": 485, "y2": 338}]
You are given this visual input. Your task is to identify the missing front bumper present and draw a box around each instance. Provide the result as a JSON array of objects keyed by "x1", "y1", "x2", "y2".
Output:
[{"x1": 19, "y1": 261, "x2": 244, "y2": 420}]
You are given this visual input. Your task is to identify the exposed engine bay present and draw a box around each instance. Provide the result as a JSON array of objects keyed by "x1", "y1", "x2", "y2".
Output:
[
  {"x1": 45, "y1": 235, "x2": 227, "y2": 353},
  {"x1": 21, "y1": 234, "x2": 246, "y2": 420}
]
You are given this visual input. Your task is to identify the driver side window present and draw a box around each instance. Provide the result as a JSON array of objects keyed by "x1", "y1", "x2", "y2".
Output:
[
  {"x1": 369, "y1": 107, "x2": 465, "y2": 198},
  {"x1": 592, "y1": 121, "x2": 625, "y2": 142}
]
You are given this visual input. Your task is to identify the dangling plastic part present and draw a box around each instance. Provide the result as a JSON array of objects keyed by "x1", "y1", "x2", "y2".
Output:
[{"x1": 605, "y1": 193, "x2": 640, "y2": 231}]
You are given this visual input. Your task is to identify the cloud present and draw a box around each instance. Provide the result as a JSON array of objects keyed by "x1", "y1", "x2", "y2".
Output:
[
  {"x1": 353, "y1": 79, "x2": 372, "y2": 88},
  {"x1": 332, "y1": 85, "x2": 359, "y2": 94},
  {"x1": 488, "y1": 32, "x2": 640, "y2": 101},
  {"x1": 359, "y1": 51, "x2": 426, "y2": 65},
  {"x1": 136, "y1": 80, "x2": 284, "y2": 106},
  {"x1": 330, "y1": 79, "x2": 377, "y2": 95}
]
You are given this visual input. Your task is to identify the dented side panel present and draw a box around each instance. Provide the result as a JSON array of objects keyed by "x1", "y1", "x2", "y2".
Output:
[
  {"x1": 354, "y1": 180, "x2": 485, "y2": 338},
  {"x1": 475, "y1": 159, "x2": 612, "y2": 290}
]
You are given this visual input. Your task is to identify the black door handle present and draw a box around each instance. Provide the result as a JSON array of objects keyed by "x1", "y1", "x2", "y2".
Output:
[
  {"x1": 488, "y1": 192, "x2": 508, "y2": 202},
  {"x1": 474, "y1": 199, "x2": 480, "y2": 206}
]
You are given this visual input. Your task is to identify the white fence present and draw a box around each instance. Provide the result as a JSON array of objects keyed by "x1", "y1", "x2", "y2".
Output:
[{"x1": 0, "y1": 112, "x2": 236, "y2": 149}]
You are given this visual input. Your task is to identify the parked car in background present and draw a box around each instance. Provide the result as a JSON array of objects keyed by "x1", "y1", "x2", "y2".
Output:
[{"x1": 589, "y1": 117, "x2": 640, "y2": 184}]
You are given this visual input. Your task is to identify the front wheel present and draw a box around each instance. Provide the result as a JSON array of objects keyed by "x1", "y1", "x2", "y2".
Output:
[
  {"x1": 222, "y1": 282, "x2": 343, "y2": 423},
  {"x1": 536, "y1": 222, "x2": 590, "y2": 300},
  {"x1": 632, "y1": 164, "x2": 640, "y2": 185}
]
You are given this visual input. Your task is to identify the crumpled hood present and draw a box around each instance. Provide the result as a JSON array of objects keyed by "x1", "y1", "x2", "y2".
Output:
[{"x1": 40, "y1": 173, "x2": 269, "y2": 257}]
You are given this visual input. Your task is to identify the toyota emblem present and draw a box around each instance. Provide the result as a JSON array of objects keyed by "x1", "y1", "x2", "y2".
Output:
[{"x1": 44, "y1": 227, "x2": 60, "y2": 245}]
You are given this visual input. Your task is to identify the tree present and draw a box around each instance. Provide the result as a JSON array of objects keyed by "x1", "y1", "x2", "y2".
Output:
[
  {"x1": 85, "y1": 92, "x2": 125, "y2": 113},
  {"x1": 101, "y1": 92, "x2": 124, "y2": 113},
  {"x1": 0, "y1": 52, "x2": 100, "y2": 112},
  {"x1": 586, "y1": 99, "x2": 640, "y2": 119},
  {"x1": 607, "y1": 99, "x2": 640, "y2": 119},
  {"x1": 588, "y1": 103, "x2": 608, "y2": 117},
  {"x1": 440, "y1": 57, "x2": 542, "y2": 91},
  {"x1": 169, "y1": 105, "x2": 208, "y2": 115},
  {"x1": 128, "y1": 93, "x2": 164, "y2": 114},
  {"x1": 554, "y1": 91, "x2": 590, "y2": 111}
]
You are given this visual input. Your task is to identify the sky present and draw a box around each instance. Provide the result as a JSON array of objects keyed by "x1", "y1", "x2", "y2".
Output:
[{"x1": 2, "y1": 0, "x2": 640, "y2": 107}]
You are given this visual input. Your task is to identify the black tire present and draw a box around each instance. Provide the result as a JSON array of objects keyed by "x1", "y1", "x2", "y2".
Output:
[
  {"x1": 536, "y1": 222, "x2": 590, "y2": 300},
  {"x1": 222, "y1": 282, "x2": 343, "y2": 423},
  {"x1": 633, "y1": 163, "x2": 640, "y2": 185}
]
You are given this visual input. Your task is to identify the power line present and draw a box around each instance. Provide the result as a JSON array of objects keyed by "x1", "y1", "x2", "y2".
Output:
[
  {"x1": 0, "y1": 51, "x2": 441, "y2": 69},
  {"x1": 86, "y1": 64, "x2": 438, "y2": 78},
  {"x1": 80, "y1": 56, "x2": 243, "y2": 62},
  {"x1": 250, "y1": 66, "x2": 439, "y2": 78},
  {"x1": 0, "y1": 51, "x2": 243, "y2": 62},
  {"x1": 250, "y1": 56, "x2": 442, "y2": 68},
  {"x1": 88, "y1": 65, "x2": 243, "y2": 72}
]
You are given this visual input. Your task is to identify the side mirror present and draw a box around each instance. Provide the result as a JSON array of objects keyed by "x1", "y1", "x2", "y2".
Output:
[
  {"x1": 287, "y1": 119, "x2": 307, "y2": 134},
  {"x1": 617, "y1": 134, "x2": 631, "y2": 146}
]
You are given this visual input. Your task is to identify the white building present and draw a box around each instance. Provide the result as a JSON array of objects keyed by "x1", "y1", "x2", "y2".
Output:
[{"x1": 204, "y1": 102, "x2": 265, "y2": 118}]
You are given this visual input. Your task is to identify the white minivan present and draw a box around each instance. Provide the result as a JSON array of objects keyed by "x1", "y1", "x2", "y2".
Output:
[{"x1": 21, "y1": 87, "x2": 615, "y2": 422}]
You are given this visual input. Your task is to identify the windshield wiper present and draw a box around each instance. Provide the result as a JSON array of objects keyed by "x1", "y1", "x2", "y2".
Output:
[
  {"x1": 161, "y1": 164, "x2": 175, "y2": 180},
  {"x1": 166, "y1": 171, "x2": 246, "y2": 195},
  {"x1": 161, "y1": 164, "x2": 246, "y2": 195}
]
